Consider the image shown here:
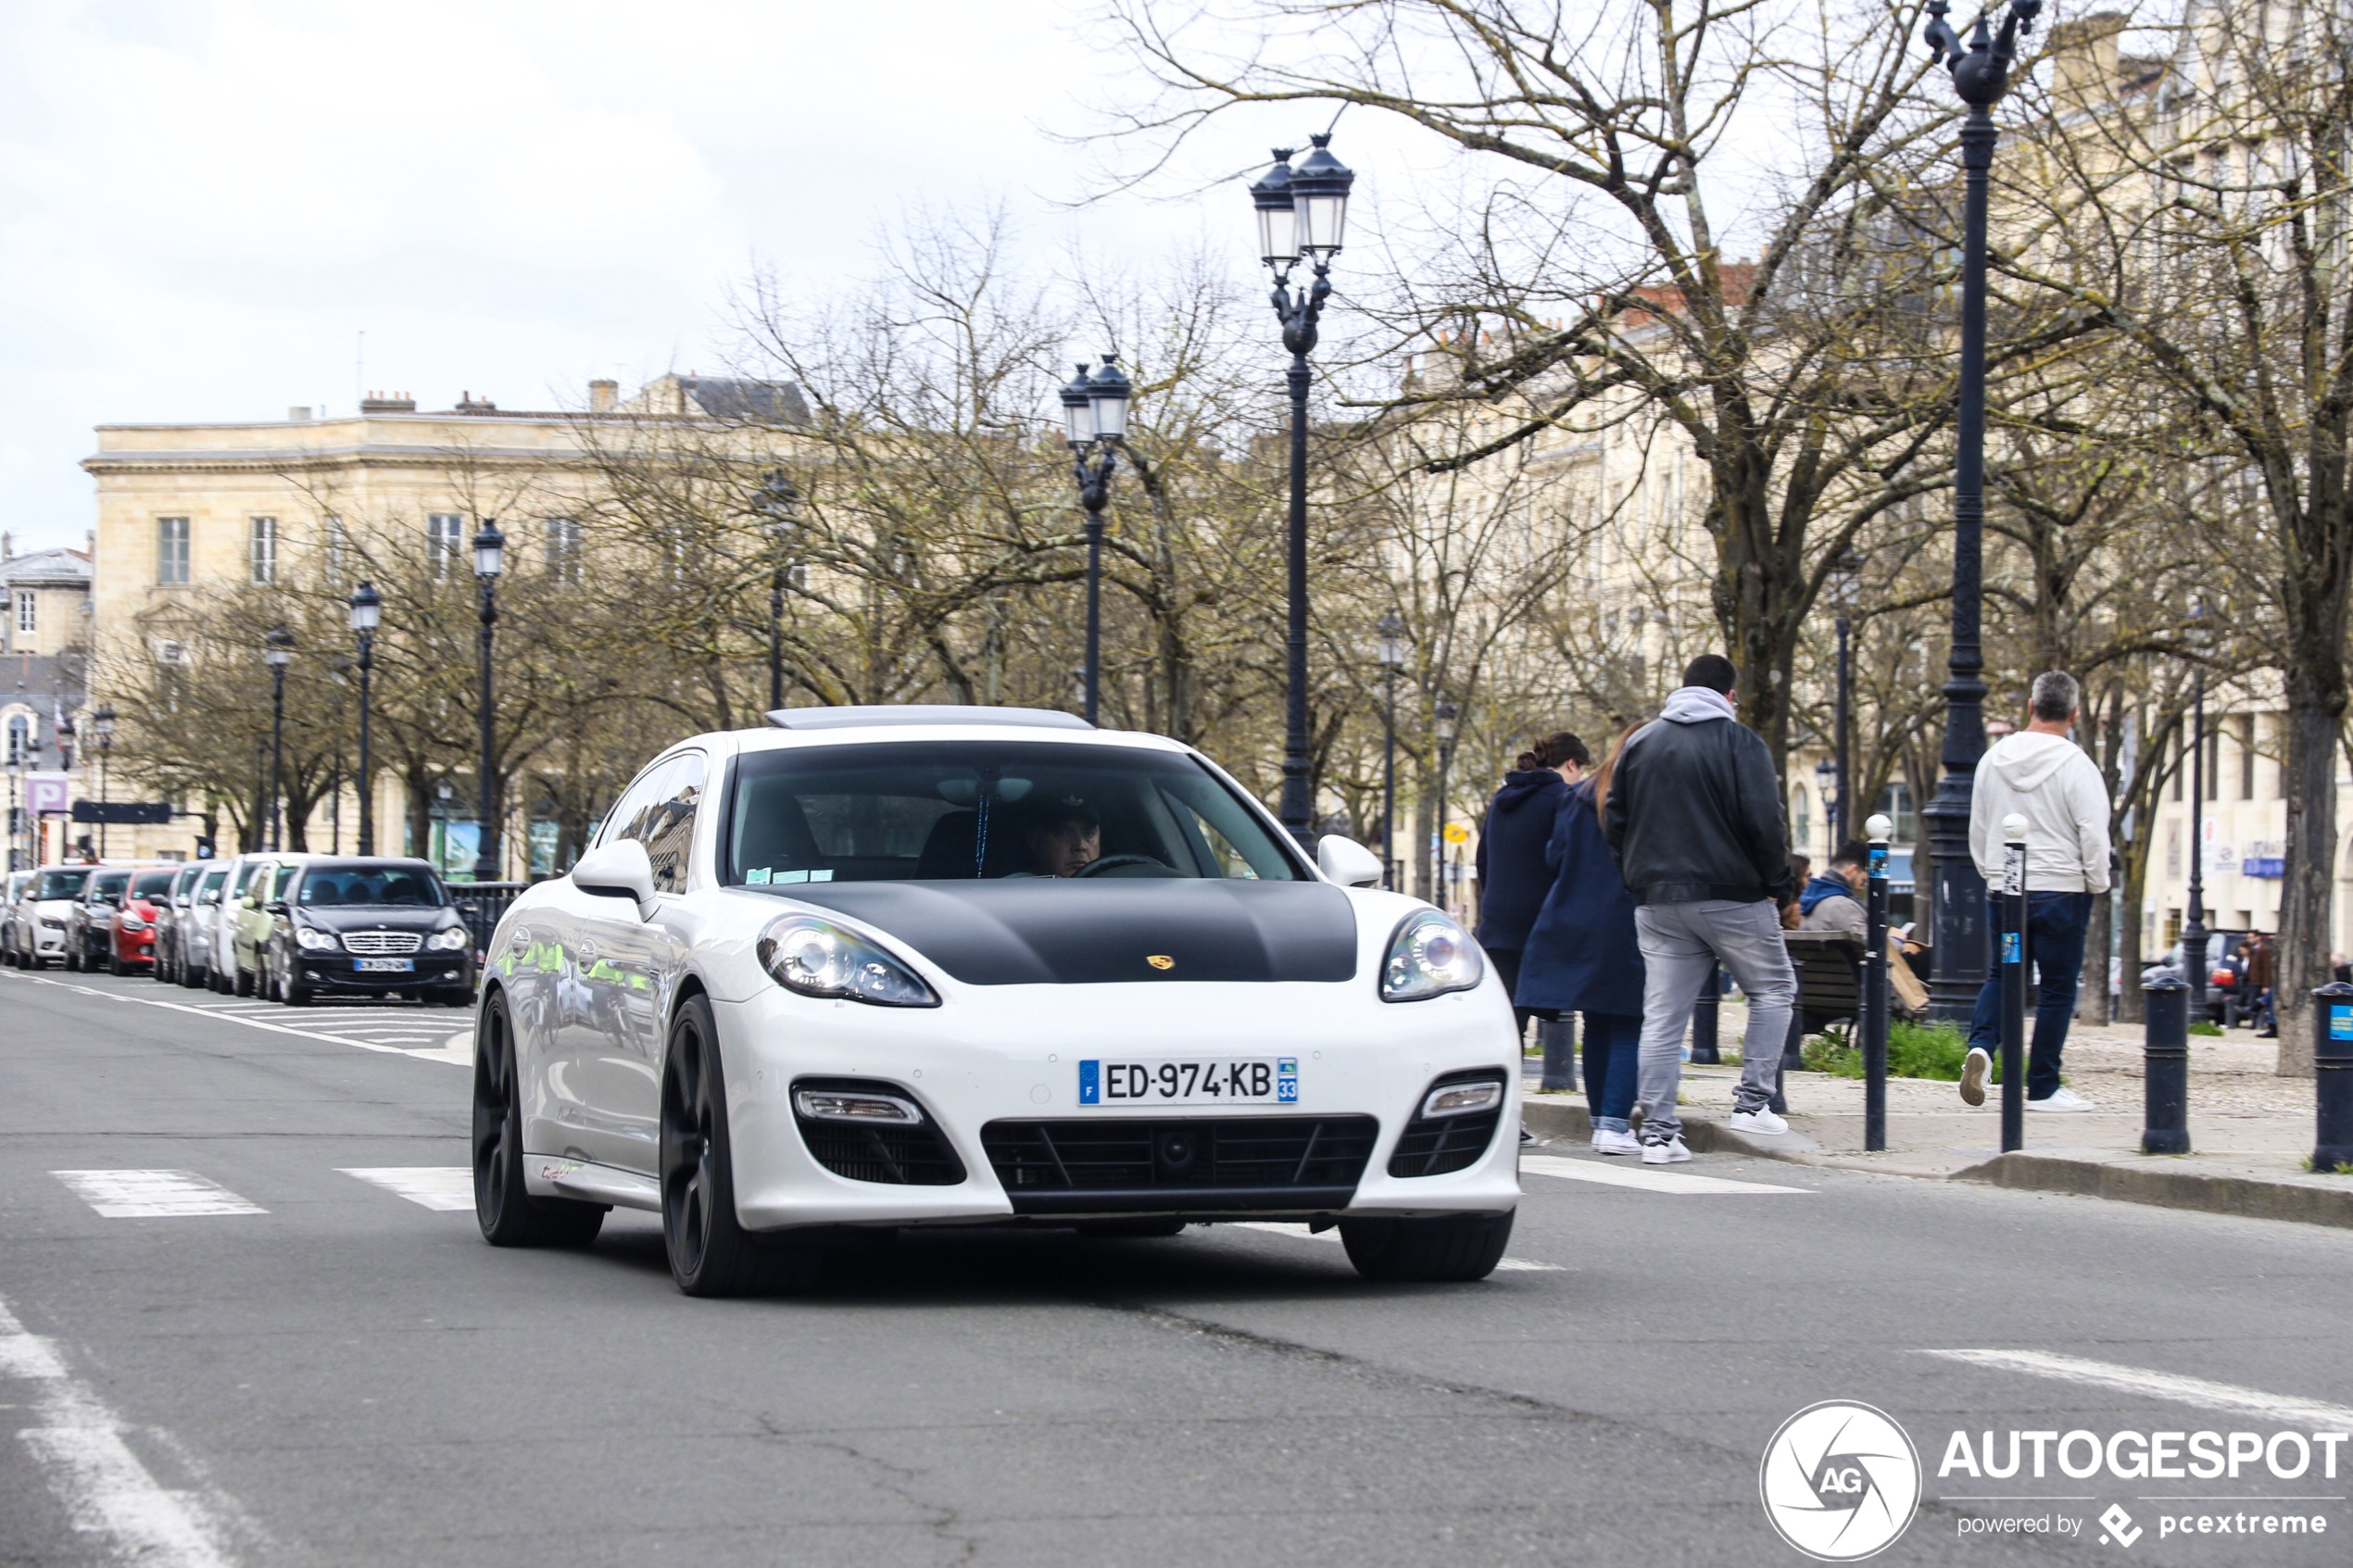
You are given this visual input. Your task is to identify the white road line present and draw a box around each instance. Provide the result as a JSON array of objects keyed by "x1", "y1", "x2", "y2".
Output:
[
  {"x1": 1227, "y1": 1221, "x2": 1564, "y2": 1272},
  {"x1": 0, "y1": 972, "x2": 470, "y2": 1066},
  {"x1": 1922, "y1": 1349, "x2": 2353, "y2": 1429},
  {"x1": 339, "y1": 1167, "x2": 473, "y2": 1211},
  {"x1": 0, "y1": 1296, "x2": 237, "y2": 1568},
  {"x1": 1520, "y1": 1154, "x2": 1812, "y2": 1195},
  {"x1": 52, "y1": 1171, "x2": 265, "y2": 1220}
]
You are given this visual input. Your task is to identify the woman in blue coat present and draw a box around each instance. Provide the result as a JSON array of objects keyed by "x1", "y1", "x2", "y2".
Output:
[
  {"x1": 1516, "y1": 725, "x2": 1647, "y2": 1155},
  {"x1": 1473, "y1": 732, "x2": 1591, "y2": 1035}
]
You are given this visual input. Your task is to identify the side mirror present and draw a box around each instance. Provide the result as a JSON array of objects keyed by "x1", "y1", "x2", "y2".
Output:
[
  {"x1": 1315, "y1": 834, "x2": 1385, "y2": 889},
  {"x1": 573, "y1": 838, "x2": 657, "y2": 918},
  {"x1": 266, "y1": 899, "x2": 289, "y2": 916}
]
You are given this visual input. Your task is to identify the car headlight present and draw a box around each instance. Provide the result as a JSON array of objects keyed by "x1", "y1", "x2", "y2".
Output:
[
  {"x1": 426, "y1": 926, "x2": 470, "y2": 951},
  {"x1": 1381, "y1": 909, "x2": 1485, "y2": 1002},
  {"x1": 119, "y1": 913, "x2": 150, "y2": 932},
  {"x1": 757, "y1": 915, "x2": 938, "y2": 1008},
  {"x1": 296, "y1": 925, "x2": 340, "y2": 952}
]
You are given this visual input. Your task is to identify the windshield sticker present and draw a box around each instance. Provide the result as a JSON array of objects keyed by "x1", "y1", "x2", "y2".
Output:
[{"x1": 747, "y1": 868, "x2": 772, "y2": 884}]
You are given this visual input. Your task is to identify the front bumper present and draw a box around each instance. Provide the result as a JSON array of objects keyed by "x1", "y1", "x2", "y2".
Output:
[
  {"x1": 293, "y1": 952, "x2": 472, "y2": 991},
  {"x1": 704, "y1": 979, "x2": 1521, "y2": 1233}
]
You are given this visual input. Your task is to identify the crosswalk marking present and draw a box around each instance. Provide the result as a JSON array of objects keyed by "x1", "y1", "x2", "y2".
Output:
[
  {"x1": 1228, "y1": 1220, "x2": 1564, "y2": 1272},
  {"x1": 1520, "y1": 1153, "x2": 1811, "y2": 1195},
  {"x1": 339, "y1": 1167, "x2": 473, "y2": 1211},
  {"x1": 52, "y1": 1170, "x2": 265, "y2": 1219}
]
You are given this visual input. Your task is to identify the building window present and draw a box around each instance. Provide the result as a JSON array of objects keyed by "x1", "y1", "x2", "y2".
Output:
[
  {"x1": 2171, "y1": 737, "x2": 2183, "y2": 801},
  {"x1": 6, "y1": 715, "x2": 28, "y2": 767},
  {"x1": 157, "y1": 517, "x2": 191, "y2": 585},
  {"x1": 2205, "y1": 725, "x2": 2221, "y2": 800},
  {"x1": 13, "y1": 591, "x2": 32, "y2": 635},
  {"x1": 249, "y1": 516, "x2": 278, "y2": 584},
  {"x1": 2241, "y1": 714, "x2": 2258, "y2": 800},
  {"x1": 322, "y1": 513, "x2": 346, "y2": 581},
  {"x1": 427, "y1": 513, "x2": 464, "y2": 580},
  {"x1": 545, "y1": 517, "x2": 583, "y2": 582}
]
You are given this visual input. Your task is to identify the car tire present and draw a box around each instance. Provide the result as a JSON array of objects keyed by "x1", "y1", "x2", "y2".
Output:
[
  {"x1": 438, "y1": 985, "x2": 472, "y2": 1008},
  {"x1": 234, "y1": 964, "x2": 255, "y2": 997},
  {"x1": 660, "y1": 994, "x2": 820, "y2": 1298},
  {"x1": 472, "y1": 989, "x2": 606, "y2": 1248},
  {"x1": 282, "y1": 962, "x2": 312, "y2": 1008},
  {"x1": 62, "y1": 942, "x2": 80, "y2": 972},
  {"x1": 1338, "y1": 1210, "x2": 1516, "y2": 1284}
]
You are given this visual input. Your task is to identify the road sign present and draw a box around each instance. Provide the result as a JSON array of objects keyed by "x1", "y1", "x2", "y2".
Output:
[
  {"x1": 71, "y1": 801, "x2": 172, "y2": 825},
  {"x1": 24, "y1": 773, "x2": 69, "y2": 817}
]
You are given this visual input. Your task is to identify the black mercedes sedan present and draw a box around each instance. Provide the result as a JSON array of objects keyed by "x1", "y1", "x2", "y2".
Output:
[{"x1": 262, "y1": 858, "x2": 475, "y2": 1006}]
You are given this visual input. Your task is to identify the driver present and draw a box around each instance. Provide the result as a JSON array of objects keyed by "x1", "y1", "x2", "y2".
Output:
[{"x1": 1013, "y1": 797, "x2": 1101, "y2": 877}]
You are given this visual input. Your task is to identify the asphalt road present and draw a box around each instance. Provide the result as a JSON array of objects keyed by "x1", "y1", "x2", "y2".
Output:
[{"x1": 3, "y1": 966, "x2": 2350, "y2": 1567}]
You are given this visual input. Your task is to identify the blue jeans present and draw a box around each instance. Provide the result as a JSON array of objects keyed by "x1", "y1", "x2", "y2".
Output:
[
  {"x1": 1580, "y1": 1010, "x2": 1642, "y2": 1133},
  {"x1": 1969, "y1": 891, "x2": 2093, "y2": 1101}
]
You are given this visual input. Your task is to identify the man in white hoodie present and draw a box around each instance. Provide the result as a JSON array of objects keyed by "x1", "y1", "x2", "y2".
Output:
[{"x1": 1959, "y1": 671, "x2": 2112, "y2": 1111}]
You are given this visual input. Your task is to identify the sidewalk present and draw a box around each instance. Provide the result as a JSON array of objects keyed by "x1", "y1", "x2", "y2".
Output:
[{"x1": 1522, "y1": 1002, "x2": 2353, "y2": 1228}]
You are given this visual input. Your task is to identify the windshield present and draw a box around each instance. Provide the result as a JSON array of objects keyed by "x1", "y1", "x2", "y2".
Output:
[
  {"x1": 198, "y1": 870, "x2": 227, "y2": 903},
  {"x1": 132, "y1": 871, "x2": 175, "y2": 899},
  {"x1": 88, "y1": 871, "x2": 131, "y2": 903},
  {"x1": 298, "y1": 866, "x2": 448, "y2": 908},
  {"x1": 724, "y1": 740, "x2": 1302, "y2": 885},
  {"x1": 35, "y1": 870, "x2": 89, "y2": 899}
]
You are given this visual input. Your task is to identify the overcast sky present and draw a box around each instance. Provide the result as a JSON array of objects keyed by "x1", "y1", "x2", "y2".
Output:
[{"x1": 0, "y1": 0, "x2": 1277, "y2": 553}]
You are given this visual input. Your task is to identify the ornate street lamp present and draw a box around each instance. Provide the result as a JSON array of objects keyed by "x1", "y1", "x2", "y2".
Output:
[
  {"x1": 1832, "y1": 551, "x2": 1864, "y2": 846},
  {"x1": 758, "y1": 471, "x2": 799, "y2": 712},
  {"x1": 1432, "y1": 697, "x2": 1457, "y2": 908},
  {"x1": 1814, "y1": 758, "x2": 1837, "y2": 853},
  {"x1": 348, "y1": 582, "x2": 381, "y2": 856},
  {"x1": 1063, "y1": 357, "x2": 1131, "y2": 724},
  {"x1": 472, "y1": 519, "x2": 504, "y2": 882},
  {"x1": 263, "y1": 628, "x2": 294, "y2": 853},
  {"x1": 1251, "y1": 133, "x2": 1356, "y2": 842},
  {"x1": 91, "y1": 706, "x2": 116, "y2": 859},
  {"x1": 1918, "y1": 0, "x2": 2042, "y2": 1016},
  {"x1": 2183, "y1": 597, "x2": 2211, "y2": 1022},
  {"x1": 1376, "y1": 611, "x2": 1408, "y2": 890}
]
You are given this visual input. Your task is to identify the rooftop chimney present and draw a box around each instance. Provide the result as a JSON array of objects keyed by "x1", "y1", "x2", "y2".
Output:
[
  {"x1": 359, "y1": 390, "x2": 417, "y2": 413},
  {"x1": 455, "y1": 390, "x2": 498, "y2": 415},
  {"x1": 2052, "y1": 12, "x2": 2127, "y2": 107},
  {"x1": 588, "y1": 379, "x2": 619, "y2": 413},
  {"x1": 288, "y1": 406, "x2": 312, "y2": 421}
]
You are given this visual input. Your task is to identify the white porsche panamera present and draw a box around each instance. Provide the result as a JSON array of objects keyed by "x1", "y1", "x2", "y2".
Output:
[{"x1": 472, "y1": 706, "x2": 1521, "y2": 1295}]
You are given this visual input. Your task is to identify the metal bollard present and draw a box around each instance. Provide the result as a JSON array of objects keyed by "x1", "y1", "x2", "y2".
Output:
[
  {"x1": 2312, "y1": 982, "x2": 2353, "y2": 1172},
  {"x1": 1691, "y1": 971, "x2": 1721, "y2": 1064},
  {"x1": 1862, "y1": 813, "x2": 1894, "y2": 1152},
  {"x1": 1538, "y1": 1014, "x2": 1579, "y2": 1093},
  {"x1": 2141, "y1": 977, "x2": 2190, "y2": 1156},
  {"x1": 1999, "y1": 814, "x2": 2029, "y2": 1154}
]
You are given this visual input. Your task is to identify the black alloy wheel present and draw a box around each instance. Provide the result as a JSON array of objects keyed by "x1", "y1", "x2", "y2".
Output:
[
  {"x1": 659, "y1": 994, "x2": 820, "y2": 1298},
  {"x1": 472, "y1": 989, "x2": 604, "y2": 1248},
  {"x1": 280, "y1": 947, "x2": 312, "y2": 1007},
  {"x1": 1338, "y1": 1210, "x2": 1516, "y2": 1283}
]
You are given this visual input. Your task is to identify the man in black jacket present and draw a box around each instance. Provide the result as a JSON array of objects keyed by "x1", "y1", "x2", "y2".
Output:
[{"x1": 1603, "y1": 655, "x2": 1797, "y2": 1161}]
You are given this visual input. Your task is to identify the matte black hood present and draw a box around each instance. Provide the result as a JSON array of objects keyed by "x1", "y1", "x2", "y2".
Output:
[{"x1": 776, "y1": 880, "x2": 1360, "y2": 985}]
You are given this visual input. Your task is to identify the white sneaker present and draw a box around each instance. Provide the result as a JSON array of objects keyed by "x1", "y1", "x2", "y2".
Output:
[
  {"x1": 1728, "y1": 1108, "x2": 1790, "y2": 1135},
  {"x1": 1958, "y1": 1047, "x2": 1991, "y2": 1108},
  {"x1": 1641, "y1": 1136, "x2": 1692, "y2": 1165},
  {"x1": 2027, "y1": 1085, "x2": 2095, "y2": 1112},
  {"x1": 1591, "y1": 1128, "x2": 1641, "y2": 1156}
]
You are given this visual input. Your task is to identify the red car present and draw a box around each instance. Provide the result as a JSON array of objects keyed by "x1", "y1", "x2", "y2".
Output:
[{"x1": 107, "y1": 867, "x2": 179, "y2": 974}]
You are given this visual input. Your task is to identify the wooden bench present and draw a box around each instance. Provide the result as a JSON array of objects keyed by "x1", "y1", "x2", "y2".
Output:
[{"x1": 1783, "y1": 931, "x2": 1869, "y2": 1036}]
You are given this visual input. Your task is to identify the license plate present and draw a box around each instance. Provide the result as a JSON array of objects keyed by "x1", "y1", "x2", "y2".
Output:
[
  {"x1": 354, "y1": 958, "x2": 415, "y2": 972},
  {"x1": 1078, "y1": 1058, "x2": 1298, "y2": 1105}
]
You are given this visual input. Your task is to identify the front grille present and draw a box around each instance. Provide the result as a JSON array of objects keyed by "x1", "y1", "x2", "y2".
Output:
[
  {"x1": 983, "y1": 1115, "x2": 1377, "y2": 1199},
  {"x1": 793, "y1": 1080, "x2": 965, "y2": 1185},
  {"x1": 342, "y1": 931, "x2": 423, "y2": 956},
  {"x1": 1387, "y1": 1072, "x2": 1506, "y2": 1177}
]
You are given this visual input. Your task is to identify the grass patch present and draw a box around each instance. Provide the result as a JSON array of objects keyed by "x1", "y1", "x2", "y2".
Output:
[
  {"x1": 2189, "y1": 1020, "x2": 2224, "y2": 1037},
  {"x1": 1802, "y1": 1019, "x2": 1989, "y2": 1083}
]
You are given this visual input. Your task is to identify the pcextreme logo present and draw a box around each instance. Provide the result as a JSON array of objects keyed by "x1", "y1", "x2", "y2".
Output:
[{"x1": 1760, "y1": 1400, "x2": 1923, "y2": 1562}]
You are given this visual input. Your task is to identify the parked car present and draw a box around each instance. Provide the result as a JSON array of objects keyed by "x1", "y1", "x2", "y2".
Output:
[
  {"x1": 64, "y1": 868, "x2": 136, "y2": 972},
  {"x1": 150, "y1": 862, "x2": 206, "y2": 983},
  {"x1": 229, "y1": 856, "x2": 314, "y2": 996},
  {"x1": 105, "y1": 866, "x2": 179, "y2": 975},
  {"x1": 0, "y1": 872, "x2": 31, "y2": 965},
  {"x1": 2140, "y1": 929, "x2": 2254, "y2": 1024},
  {"x1": 4, "y1": 866, "x2": 92, "y2": 968},
  {"x1": 169, "y1": 864, "x2": 229, "y2": 987},
  {"x1": 262, "y1": 857, "x2": 474, "y2": 1006},
  {"x1": 202, "y1": 856, "x2": 269, "y2": 993}
]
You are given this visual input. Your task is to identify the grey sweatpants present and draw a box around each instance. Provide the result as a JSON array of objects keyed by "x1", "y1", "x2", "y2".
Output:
[{"x1": 1633, "y1": 898, "x2": 1797, "y2": 1143}]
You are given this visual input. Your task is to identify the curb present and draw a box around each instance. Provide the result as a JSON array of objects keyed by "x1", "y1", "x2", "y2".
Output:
[
  {"x1": 1955, "y1": 1151, "x2": 2353, "y2": 1230},
  {"x1": 1521, "y1": 1091, "x2": 2353, "y2": 1228}
]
